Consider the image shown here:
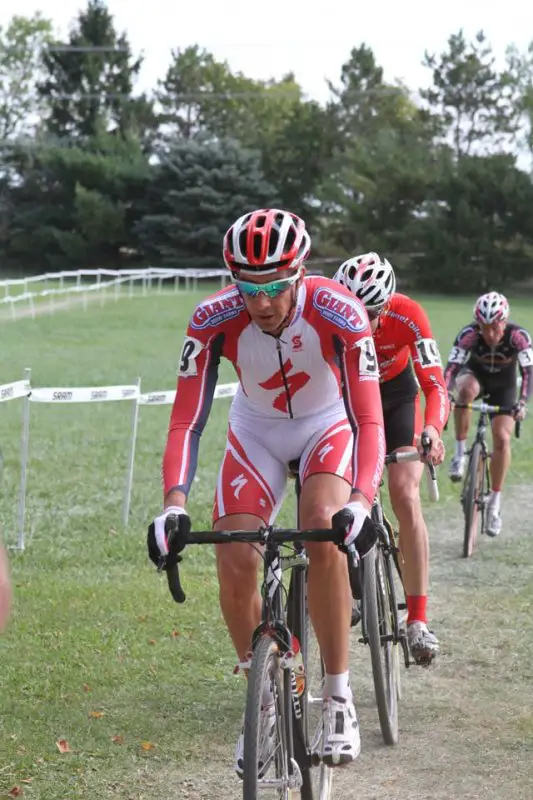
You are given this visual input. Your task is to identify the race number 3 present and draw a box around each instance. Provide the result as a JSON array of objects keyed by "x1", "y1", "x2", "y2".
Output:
[
  {"x1": 357, "y1": 336, "x2": 379, "y2": 377},
  {"x1": 447, "y1": 345, "x2": 467, "y2": 365},
  {"x1": 179, "y1": 336, "x2": 204, "y2": 377},
  {"x1": 415, "y1": 338, "x2": 442, "y2": 368}
]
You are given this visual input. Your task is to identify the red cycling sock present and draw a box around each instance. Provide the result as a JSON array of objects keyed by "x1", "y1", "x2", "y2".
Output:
[{"x1": 407, "y1": 594, "x2": 427, "y2": 624}]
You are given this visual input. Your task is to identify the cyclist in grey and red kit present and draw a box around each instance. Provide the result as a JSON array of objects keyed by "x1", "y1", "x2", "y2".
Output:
[{"x1": 445, "y1": 292, "x2": 532, "y2": 536}]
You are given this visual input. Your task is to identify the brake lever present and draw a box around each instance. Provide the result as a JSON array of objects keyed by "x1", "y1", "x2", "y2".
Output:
[
  {"x1": 161, "y1": 514, "x2": 189, "y2": 604},
  {"x1": 420, "y1": 431, "x2": 439, "y2": 502}
]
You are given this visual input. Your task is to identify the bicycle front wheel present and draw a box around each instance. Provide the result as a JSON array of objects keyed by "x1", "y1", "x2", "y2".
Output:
[
  {"x1": 462, "y1": 442, "x2": 483, "y2": 558},
  {"x1": 363, "y1": 543, "x2": 400, "y2": 745},
  {"x1": 243, "y1": 635, "x2": 295, "y2": 799},
  {"x1": 287, "y1": 564, "x2": 333, "y2": 800}
]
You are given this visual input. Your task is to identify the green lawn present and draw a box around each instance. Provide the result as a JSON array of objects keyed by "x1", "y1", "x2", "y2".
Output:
[{"x1": 0, "y1": 291, "x2": 532, "y2": 799}]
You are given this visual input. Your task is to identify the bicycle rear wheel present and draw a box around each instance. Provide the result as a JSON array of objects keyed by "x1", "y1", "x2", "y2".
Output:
[
  {"x1": 243, "y1": 635, "x2": 297, "y2": 799},
  {"x1": 462, "y1": 442, "x2": 483, "y2": 558},
  {"x1": 362, "y1": 543, "x2": 400, "y2": 745}
]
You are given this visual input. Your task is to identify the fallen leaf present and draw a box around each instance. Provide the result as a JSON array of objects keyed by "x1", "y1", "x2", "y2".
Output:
[
  {"x1": 111, "y1": 735, "x2": 124, "y2": 744},
  {"x1": 56, "y1": 739, "x2": 70, "y2": 753},
  {"x1": 137, "y1": 615, "x2": 147, "y2": 623},
  {"x1": 83, "y1": 684, "x2": 90, "y2": 693},
  {"x1": 148, "y1": 639, "x2": 156, "y2": 645},
  {"x1": 8, "y1": 788, "x2": 23, "y2": 798},
  {"x1": 141, "y1": 741, "x2": 155, "y2": 751},
  {"x1": 170, "y1": 630, "x2": 181, "y2": 638},
  {"x1": 109, "y1": 527, "x2": 117, "y2": 536},
  {"x1": 88, "y1": 711, "x2": 104, "y2": 719}
]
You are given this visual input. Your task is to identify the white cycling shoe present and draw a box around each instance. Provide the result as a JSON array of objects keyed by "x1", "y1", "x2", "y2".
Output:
[
  {"x1": 407, "y1": 621, "x2": 439, "y2": 666},
  {"x1": 234, "y1": 704, "x2": 276, "y2": 779},
  {"x1": 449, "y1": 454, "x2": 465, "y2": 482},
  {"x1": 321, "y1": 696, "x2": 361, "y2": 766}
]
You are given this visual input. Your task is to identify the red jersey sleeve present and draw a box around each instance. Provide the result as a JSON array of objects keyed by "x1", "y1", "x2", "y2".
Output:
[
  {"x1": 404, "y1": 298, "x2": 449, "y2": 433},
  {"x1": 162, "y1": 323, "x2": 224, "y2": 498},
  {"x1": 338, "y1": 331, "x2": 386, "y2": 504}
]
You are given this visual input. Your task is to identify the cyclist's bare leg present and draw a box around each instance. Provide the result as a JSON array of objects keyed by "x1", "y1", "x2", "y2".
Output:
[
  {"x1": 490, "y1": 415, "x2": 514, "y2": 492},
  {"x1": 299, "y1": 473, "x2": 352, "y2": 676},
  {"x1": 454, "y1": 373, "x2": 480, "y2": 440},
  {"x1": 214, "y1": 513, "x2": 264, "y2": 661},
  {"x1": 388, "y1": 455, "x2": 427, "y2": 598}
]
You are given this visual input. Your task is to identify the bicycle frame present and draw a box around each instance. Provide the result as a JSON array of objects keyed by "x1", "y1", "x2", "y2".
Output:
[{"x1": 461, "y1": 408, "x2": 492, "y2": 533}]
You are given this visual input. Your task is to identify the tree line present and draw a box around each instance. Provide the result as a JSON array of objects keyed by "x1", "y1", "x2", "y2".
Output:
[{"x1": 1, "y1": 0, "x2": 533, "y2": 292}]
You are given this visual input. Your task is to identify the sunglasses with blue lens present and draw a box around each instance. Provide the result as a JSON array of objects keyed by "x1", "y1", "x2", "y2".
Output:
[{"x1": 235, "y1": 270, "x2": 301, "y2": 299}]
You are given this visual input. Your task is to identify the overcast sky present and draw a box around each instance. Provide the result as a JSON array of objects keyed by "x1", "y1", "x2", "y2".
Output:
[{"x1": 1, "y1": 0, "x2": 532, "y2": 102}]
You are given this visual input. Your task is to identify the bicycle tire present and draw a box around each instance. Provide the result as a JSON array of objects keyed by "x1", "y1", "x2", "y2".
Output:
[
  {"x1": 243, "y1": 635, "x2": 293, "y2": 799},
  {"x1": 287, "y1": 564, "x2": 333, "y2": 800},
  {"x1": 462, "y1": 442, "x2": 483, "y2": 558},
  {"x1": 383, "y1": 542, "x2": 402, "y2": 700},
  {"x1": 363, "y1": 543, "x2": 399, "y2": 745}
]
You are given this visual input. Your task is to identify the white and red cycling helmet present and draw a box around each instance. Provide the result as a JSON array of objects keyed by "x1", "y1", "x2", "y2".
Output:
[
  {"x1": 223, "y1": 208, "x2": 311, "y2": 277},
  {"x1": 473, "y1": 292, "x2": 509, "y2": 324},
  {"x1": 333, "y1": 252, "x2": 396, "y2": 313}
]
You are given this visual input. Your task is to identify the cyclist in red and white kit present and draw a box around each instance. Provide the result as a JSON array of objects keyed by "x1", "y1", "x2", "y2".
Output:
[
  {"x1": 148, "y1": 209, "x2": 386, "y2": 772},
  {"x1": 334, "y1": 253, "x2": 449, "y2": 665}
]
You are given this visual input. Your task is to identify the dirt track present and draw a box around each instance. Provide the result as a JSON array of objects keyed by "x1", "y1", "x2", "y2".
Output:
[{"x1": 164, "y1": 484, "x2": 533, "y2": 800}]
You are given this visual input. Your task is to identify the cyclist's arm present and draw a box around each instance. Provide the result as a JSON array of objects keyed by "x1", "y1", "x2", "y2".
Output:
[
  {"x1": 337, "y1": 330, "x2": 385, "y2": 508},
  {"x1": 443, "y1": 325, "x2": 475, "y2": 393},
  {"x1": 511, "y1": 327, "x2": 533, "y2": 403},
  {"x1": 162, "y1": 328, "x2": 224, "y2": 506},
  {"x1": 407, "y1": 302, "x2": 449, "y2": 434}
]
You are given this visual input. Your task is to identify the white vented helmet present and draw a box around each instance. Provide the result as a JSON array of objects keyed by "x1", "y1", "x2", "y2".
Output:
[
  {"x1": 333, "y1": 252, "x2": 396, "y2": 313},
  {"x1": 473, "y1": 292, "x2": 509, "y2": 324}
]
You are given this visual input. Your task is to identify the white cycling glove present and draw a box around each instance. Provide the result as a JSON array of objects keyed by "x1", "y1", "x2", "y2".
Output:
[
  {"x1": 341, "y1": 500, "x2": 370, "y2": 547},
  {"x1": 147, "y1": 505, "x2": 188, "y2": 566}
]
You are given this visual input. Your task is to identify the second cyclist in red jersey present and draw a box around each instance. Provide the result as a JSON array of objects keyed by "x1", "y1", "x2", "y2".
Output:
[{"x1": 334, "y1": 253, "x2": 449, "y2": 665}]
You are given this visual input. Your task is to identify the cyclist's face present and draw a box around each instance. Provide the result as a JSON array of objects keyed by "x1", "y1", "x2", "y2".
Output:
[
  {"x1": 236, "y1": 269, "x2": 303, "y2": 334},
  {"x1": 480, "y1": 320, "x2": 506, "y2": 346}
]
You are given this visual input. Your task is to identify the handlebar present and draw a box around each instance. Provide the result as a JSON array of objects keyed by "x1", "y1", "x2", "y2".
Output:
[
  {"x1": 452, "y1": 402, "x2": 521, "y2": 438},
  {"x1": 384, "y1": 433, "x2": 439, "y2": 502},
  {"x1": 159, "y1": 513, "x2": 377, "y2": 605}
]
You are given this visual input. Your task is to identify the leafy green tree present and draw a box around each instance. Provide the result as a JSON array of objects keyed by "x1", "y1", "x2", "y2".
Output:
[
  {"x1": 319, "y1": 46, "x2": 438, "y2": 258},
  {"x1": 2, "y1": 134, "x2": 151, "y2": 271},
  {"x1": 38, "y1": 0, "x2": 148, "y2": 140},
  {"x1": 0, "y1": 13, "x2": 53, "y2": 139},
  {"x1": 155, "y1": 48, "x2": 336, "y2": 221},
  {"x1": 134, "y1": 137, "x2": 278, "y2": 266},
  {"x1": 416, "y1": 153, "x2": 533, "y2": 291},
  {"x1": 421, "y1": 30, "x2": 521, "y2": 158}
]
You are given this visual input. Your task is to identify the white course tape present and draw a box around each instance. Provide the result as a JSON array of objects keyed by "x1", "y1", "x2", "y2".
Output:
[
  {"x1": 138, "y1": 382, "x2": 238, "y2": 406},
  {"x1": 0, "y1": 379, "x2": 30, "y2": 403},
  {"x1": 30, "y1": 385, "x2": 140, "y2": 403},
  {"x1": 138, "y1": 390, "x2": 175, "y2": 406}
]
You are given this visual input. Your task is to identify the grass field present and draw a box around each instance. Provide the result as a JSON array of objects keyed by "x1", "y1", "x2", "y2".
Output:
[{"x1": 0, "y1": 290, "x2": 532, "y2": 799}]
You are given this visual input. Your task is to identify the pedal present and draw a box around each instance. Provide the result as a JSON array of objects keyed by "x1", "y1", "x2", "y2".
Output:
[{"x1": 350, "y1": 603, "x2": 361, "y2": 627}]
